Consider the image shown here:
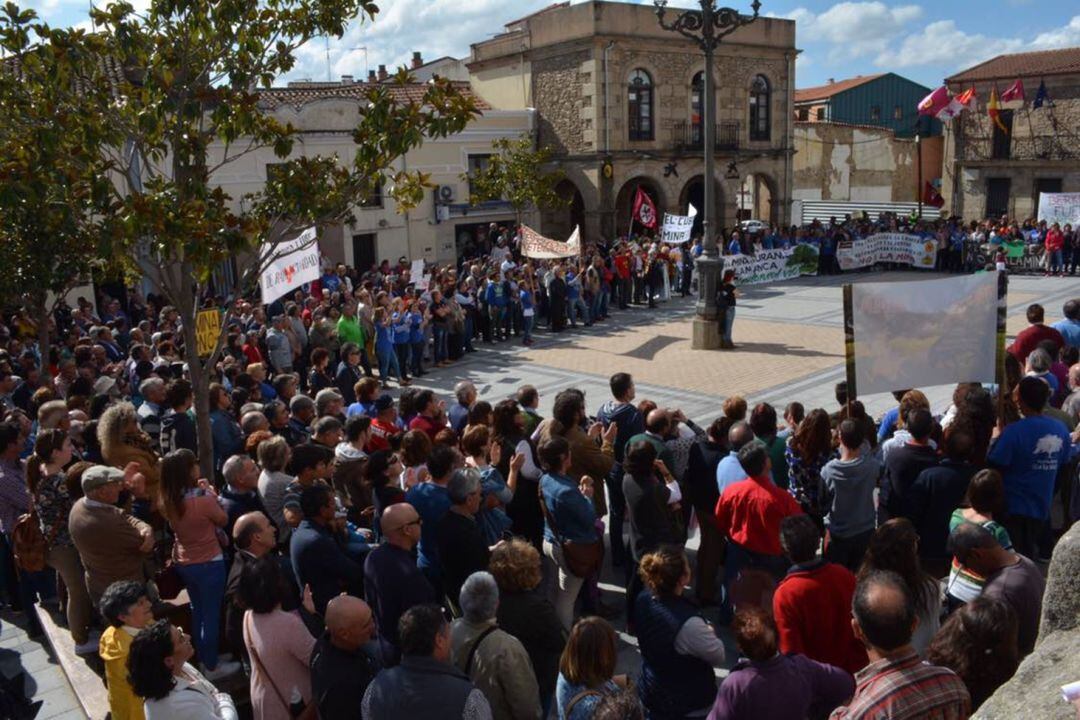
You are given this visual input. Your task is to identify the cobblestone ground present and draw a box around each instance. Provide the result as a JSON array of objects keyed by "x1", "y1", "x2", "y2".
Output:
[{"x1": 407, "y1": 270, "x2": 1077, "y2": 689}]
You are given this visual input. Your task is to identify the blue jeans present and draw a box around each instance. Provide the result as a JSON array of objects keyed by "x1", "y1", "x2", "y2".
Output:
[
  {"x1": 394, "y1": 343, "x2": 411, "y2": 379},
  {"x1": 176, "y1": 559, "x2": 227, "y2": 670},
  {"x1": 433, "y1": 326, "x2": 449, "y2": 362},
  {"x1": 377, "y1": 347, "x2": 402, "y2": 381},
  {"x1": 463, "y1": 315, "x2": 475, "y2": 350},
  {"x1": 568, "y1": 296, "x2": 589, "y2": 325},
  {"x1": 590, "y1": 292, "x2": 603, "y2": 321},
  {"x1": 721, "y1": 306, "x2": 736, "y2": 344},
  {"x1": 411, "y1": 341, "x2": 425, "y2": 374},
  {"x1": 523, "y1": 315, "x2": 534, "y2": 343},
  {"x1": 1049, "y1": 249, "x2": 1063, "y2": 273},
  {"x1": 600, "y1": 289, "x2": 610, "y2": 318}
]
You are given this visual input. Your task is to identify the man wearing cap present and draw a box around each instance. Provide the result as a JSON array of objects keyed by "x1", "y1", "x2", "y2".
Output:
[
  {"x1": 266, "y1": 314, "x2": 294, "y2": 375},
  {"x1": 368, "y1": 395, "x2": 401, "y2": 453},
  {"x1": 68, "y1": 465, "x2": 154, "y2": 604}
]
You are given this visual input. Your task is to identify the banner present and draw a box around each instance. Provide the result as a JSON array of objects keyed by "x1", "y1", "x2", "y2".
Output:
[
  {"x1": 1037, "y1": 192, "x2": 1080, "y2": 227},
  {"x1": 845, "y1": 272, "x2": 1003, "y2": 396},
  {"x1": 409, "y1": 259, "x2": 430, "y2": 290},
  {"x1": 836, "y1": 233, "x2": 937, "y2": 271},
  {"x1": 728, "y1": 245, "x2": 820, "y2": 285},
  {"x1": 260, "y1": 226, "x2": 321, "y2": 305},
  {"x1": 195, "y1": 309, "x2": 221, "y2": 357},
  {"x1": 660, "y1": 204, "x2": 698, "y2": 245},
  {"x1": 521, "y1": 225, "x2": 580, "y2": 259}
]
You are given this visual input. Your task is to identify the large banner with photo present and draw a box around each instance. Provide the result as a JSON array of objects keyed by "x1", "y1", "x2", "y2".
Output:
[
  {"x1": 728, "y1": 245, "x2": 820, "y2": 285},
  {"x1": 836, "y1": 233, "x2": 937, "y2": 271}
]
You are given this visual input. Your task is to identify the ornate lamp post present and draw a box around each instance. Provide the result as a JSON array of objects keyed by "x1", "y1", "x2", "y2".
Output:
[{"x1": 654, "y1": 0, "x2": 761, "y2": 349}]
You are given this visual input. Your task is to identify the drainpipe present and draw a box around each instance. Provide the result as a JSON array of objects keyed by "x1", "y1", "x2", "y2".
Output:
[{"x1": 603, "y1": 40, "x2": 615, "y2": 153}]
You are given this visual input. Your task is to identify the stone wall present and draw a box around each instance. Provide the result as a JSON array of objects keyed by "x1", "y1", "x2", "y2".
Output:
[
  {"x1": 974, "y1": 520, "x2": 1080, "y2": 720},
  {"x1": 533, "y1": 50, "x2": 590, "y2": 155}
]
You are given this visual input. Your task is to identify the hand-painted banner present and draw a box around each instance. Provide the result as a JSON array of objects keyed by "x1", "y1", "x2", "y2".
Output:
[
  {"x1": 836, "y1": 233, "x2": 937, "y2": 270},
  {"x1": 1037, "y1": 192, "x2": 1080, "y2": 227},
  {"x1": 521, "y1": 225, "x2": 580, "y2": 259},
  {"x1": 728, "y1": 245, "x2": 820, "y2": 285},
  {"x1": 260, "y1": 226, "x2": 321, "y2": 305},
  {"x1": 660, "y1": 204, "x2": 697, "y2": 246}
]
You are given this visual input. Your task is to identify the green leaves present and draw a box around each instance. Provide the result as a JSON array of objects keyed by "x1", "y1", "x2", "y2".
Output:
[{"x1": 466, "y1": 134, "x2": 566, "y2": 221}]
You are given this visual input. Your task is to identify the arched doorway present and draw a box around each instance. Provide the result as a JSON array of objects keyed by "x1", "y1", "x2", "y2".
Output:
[
  {"x1": 615, "y1": 178, "x2": 665, "y2": 238},
  {"x1": 543, "y1": 179, "x2": 586, "y2": 243},
  {"x1": 738, "y1": 173, "x2": 778, "y2": 226},
  {"x1": 678, "y1": 175, "x2": 725, "y2": 239}
]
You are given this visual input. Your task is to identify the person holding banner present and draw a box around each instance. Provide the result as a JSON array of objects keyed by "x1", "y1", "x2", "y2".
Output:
[{"x1": 716, "y1": 270, "x2": 740, "y2": 350}]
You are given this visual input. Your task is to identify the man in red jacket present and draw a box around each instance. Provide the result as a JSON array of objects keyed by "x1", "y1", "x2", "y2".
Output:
[
  {"x1": 773, "y1": 515, "x2": 867, "y2": 675},
  {"x1": 1007, "y1": 303, "x2": 1065, "y2": 364},
  {"x1": 714, "y1": 441, "x2": 803, "y2": 614}
]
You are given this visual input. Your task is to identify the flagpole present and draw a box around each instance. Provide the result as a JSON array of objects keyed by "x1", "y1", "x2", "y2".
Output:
[
  {"x1": 916, "y1": 131, "x2": 923, "y2": 219},
  {"x1": 629, "y1": 184, "x2": 638, "y2": 238}
]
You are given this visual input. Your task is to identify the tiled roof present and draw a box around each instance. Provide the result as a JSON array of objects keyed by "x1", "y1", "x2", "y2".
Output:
[
  {"x1": 946, "y1": 47, "x2": 1080, "y2": 83},
  {"x1": 794, "y1": 74, "x2": 885, "y2": 104},
  {"x1": 794, "y1": 119, "x2": 896, "y2": 135},
  {"x1": 257, "y1": 81, "x2": 490, "y2": 111}
]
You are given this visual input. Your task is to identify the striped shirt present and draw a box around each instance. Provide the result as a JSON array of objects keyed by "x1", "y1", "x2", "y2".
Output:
[{"x1": 830, "y1": 650, "x2": 970, "y2": 720}]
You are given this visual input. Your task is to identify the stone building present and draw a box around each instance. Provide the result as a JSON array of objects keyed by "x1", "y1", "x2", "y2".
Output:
[
  {"x1": 466, "y1": 0, "x2": 796, "y2": 242},
  {"x1": 793, "y1": 121, "x2": 943, "y2": 204},
  {"x1": 942, "y1": 47, "x2": 1080, "y2": 220},
  {"x1": 206, "y1": 79, "x2": 533, "y2": 271}
]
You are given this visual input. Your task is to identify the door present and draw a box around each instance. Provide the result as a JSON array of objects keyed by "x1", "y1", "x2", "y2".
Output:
[
  {"x1": 991, "y1": 110, "x2": 1013, "y2": 159},
  {"x1": 985, "y1": 178, "x2": 1011, "y2": 219},
  {"x1": 1034, "y1": 178, "x2": 1063, "y2": 218},
  {"x1": 351, "y1": 233, "x2": 377, "y2": 273}
]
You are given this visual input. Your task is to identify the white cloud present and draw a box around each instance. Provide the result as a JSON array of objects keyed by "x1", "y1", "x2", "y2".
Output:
[
  {"x1": 785, "y1": 2, "x2": 923, "y2": 61},
  {"x1": 873, "y1": 14, "x2": 1080, "y2": 78}
]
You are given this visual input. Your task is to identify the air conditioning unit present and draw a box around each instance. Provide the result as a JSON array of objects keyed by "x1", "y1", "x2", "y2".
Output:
[{"x1": 438, "y1": 185, "x2": 456, "y2": 203}]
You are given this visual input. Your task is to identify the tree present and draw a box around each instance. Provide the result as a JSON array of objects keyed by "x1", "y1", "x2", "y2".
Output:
[
  {"x1": 467, "y1": 134, "x2": 566, "y2": 228},
  {"x1": 0, "y1": 6, "x2": 121, "y2": 357},
  {"x1": 7, "y1": 0, "x2": 480, "y2": 478}
]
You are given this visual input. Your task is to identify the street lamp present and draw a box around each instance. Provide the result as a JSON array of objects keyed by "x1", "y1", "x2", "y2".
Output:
[{"x1": 654, "y1": 0, "x2": 761, "y2": 349}]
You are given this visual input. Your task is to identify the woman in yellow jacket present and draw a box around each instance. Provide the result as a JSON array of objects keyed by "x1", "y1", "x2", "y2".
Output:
[{"x1": 98, "y1": 581, "x2": 155, "y2": 720}]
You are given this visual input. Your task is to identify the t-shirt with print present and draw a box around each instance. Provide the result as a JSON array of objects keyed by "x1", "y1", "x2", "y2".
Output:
[{"x1": 987, "y1": 414, "x2": 1072, "y2": 520}]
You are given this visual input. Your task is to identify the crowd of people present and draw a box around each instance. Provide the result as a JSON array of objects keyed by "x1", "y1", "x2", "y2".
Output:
[{"x1": 0, "y1": 217, "x2": 1078, "y2": 720}]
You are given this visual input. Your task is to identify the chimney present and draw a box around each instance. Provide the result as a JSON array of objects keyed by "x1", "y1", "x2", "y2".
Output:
[
  {"x1": 377, "y1": 64, "x2": 388, "y2": 81},
  {"x1": 827, "y1": 78, "x2": 835, "y2": 84},
  {"x1": 341, "y1": 74, "x2": 353, "y2": 84},
  {"x1": 412, "y1": 51, "x2": 423, "y2": 69},
  {"x1": 367, "y1": 70, "x2": 377, "y2": 83}
]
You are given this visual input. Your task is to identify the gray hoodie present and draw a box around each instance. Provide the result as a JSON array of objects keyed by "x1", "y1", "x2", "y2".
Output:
[{"x1": 820, "y1": 450, "x2": 879, "y2": 537}]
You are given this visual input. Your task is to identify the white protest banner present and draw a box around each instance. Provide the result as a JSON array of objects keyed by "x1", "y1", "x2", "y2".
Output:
[
  {"x1": 1037, "y1": 192, "x2": 1080, "y2": 227},
  {"x1": 660, "y1": 204, "x2": 697, "y2": 246},
  {"x1": 408, "y1": 259, "x2": 431, "y2": 290},
  {"x1": 259, "y1": 226, "x2": 321, "y2": 305},
  {"x1": 836, "y1": 233, "x2": 937, "y2": 271},
  {"x1": 728, "y1": 244, "x2": 820, "y2": 285},
  {"x1": 521, "y1": 225, "x2": 580, "y2": 258},
  {"x1": 846, "y1": 272, "x2": 1003, "y2": 396}
]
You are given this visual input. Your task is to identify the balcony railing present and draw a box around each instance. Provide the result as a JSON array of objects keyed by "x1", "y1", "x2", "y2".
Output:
[
  {"x1": 673, "y1": 121, "x2": 740, "y2": 152},
  {"x1": 961, "y1": 134, "x2": 1080, "y2": 162}
]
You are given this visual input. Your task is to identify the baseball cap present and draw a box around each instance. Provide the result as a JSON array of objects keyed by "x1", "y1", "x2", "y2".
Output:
[
  {"x1": 81, "y1": 465, "x2": 124, "y2": 493},
  {"x1": 374, "y1": 394, "x2": 395, "y2": 412}
]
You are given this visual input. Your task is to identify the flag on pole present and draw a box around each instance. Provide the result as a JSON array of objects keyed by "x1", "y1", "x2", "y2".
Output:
[
  {"x1": 956, "y1": 87, "x2": 976, "y2": 110},
  {"x1": 936, "y1": 92, "x2": 967, "y2": 121},
  {"x1": 1000, "y1": 79, "x2": 1025, "y2": 105},
  {"x1": 917, "y1": 86, "x2": 950, "y2": 117},
  {"x1": 923, "y1": 182, "x2": 945, "y2": 208},
  {"x1": 1033, "y1": 80, "x2": 1052, "y2": 109},
  {"x1": 632, "y1": 187, "x2": 658, "y2": 229},
  {"x1": 988, "y1": 87, "x2": 1008, "y2": 133}
]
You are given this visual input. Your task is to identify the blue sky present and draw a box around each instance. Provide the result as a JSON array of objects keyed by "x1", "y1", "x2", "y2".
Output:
[{"x1": 16, "y1": 0, "x2": 1080, "y2": 89}]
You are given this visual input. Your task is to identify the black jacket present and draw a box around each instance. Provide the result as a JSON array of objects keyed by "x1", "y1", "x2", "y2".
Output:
[
  {"x1": 496, "y1": 589, "x2": 566, "y2": 703},
  {"x1": 310, "y1": 634, "x2": 381, "y2": 720}
]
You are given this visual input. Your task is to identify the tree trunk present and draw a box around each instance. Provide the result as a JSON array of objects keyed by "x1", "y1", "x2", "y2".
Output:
[
  {"x1": 32, "y1": 290, "x2": 50, "y2": 366},
  {"x1": 174, "y1": 261, "x2": 217, "y2": 481}
]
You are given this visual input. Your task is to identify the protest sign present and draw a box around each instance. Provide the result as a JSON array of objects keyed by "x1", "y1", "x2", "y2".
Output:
[
  {"x1": 521, "y1": 225, "x2": 580, "y2": 258},
  {"x1": 259, "y1": 226, "x2": 321, "y2": 305},
  {"x1": 195, "y1": 309, "x2": 221, "y2": 357},
  {"x1": 1037, "y1": 192, "x2": 1080, "y2": 227},
  {"x1": 660, "y1": 204, "x2": 697, "y2": 246},
  {"x1": 728, "y1": 244, "x2": 819, "y2": 285},
  {"x1": 836, "y1": 233, "x2": 937, "y2": 270},
  {"x1": 844, "y1": 272, "x2": 1005, "y2": 397},
  {"x1": 409, "y1": 259, "x2": 431, "y2": 290}
]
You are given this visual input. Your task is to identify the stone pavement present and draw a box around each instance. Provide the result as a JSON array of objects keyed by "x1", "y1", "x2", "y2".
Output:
[{"x1": 0, "y1": 610, "x2": 85, "y2": 720}]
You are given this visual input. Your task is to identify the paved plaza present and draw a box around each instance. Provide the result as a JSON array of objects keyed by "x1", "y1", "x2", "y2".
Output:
[{"x1": 412, "y1": 270, "x2": 1078, "y2": 426}]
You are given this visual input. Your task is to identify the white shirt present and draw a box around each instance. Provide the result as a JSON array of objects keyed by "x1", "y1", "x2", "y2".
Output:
[{"x1": 144, "y1": 663, "x2": 238, "y2": 720}]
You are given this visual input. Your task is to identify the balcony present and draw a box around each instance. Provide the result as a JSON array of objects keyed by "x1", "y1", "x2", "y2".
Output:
[
  {"x1": 961, "y1": 134, "x2": 1080, "y2": 162},
  {"x1": 674, "y1": 121, "x2": 740, "y2": 152}
]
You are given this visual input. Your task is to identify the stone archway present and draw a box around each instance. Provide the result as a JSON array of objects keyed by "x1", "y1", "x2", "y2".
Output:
[
  {"x1": 738, "y1": 172, "x2": 781, "y2": 226},
  {"x1": 541, "y1": 179, "x2": 586, "y2": 244},
  {"x1": 615, "y1": 177, "x2": 666, "y2": 238},
  {"x1": 678, "y1": 175, "x2": 725, "y2": 239}
]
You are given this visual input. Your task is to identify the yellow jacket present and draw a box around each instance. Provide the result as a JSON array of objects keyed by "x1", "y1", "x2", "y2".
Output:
[{"x1": 99, "y1": 626, "x2": 145, "y2": 720}]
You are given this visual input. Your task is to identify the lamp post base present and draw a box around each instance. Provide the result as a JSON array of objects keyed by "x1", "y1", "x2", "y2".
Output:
[{"x1": 691, "y1": 316, "x2": 722, "y2": 350}]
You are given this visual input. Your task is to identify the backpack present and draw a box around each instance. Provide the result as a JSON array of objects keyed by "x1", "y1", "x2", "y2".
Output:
[{"x1": 11, "y1": 509, "x2": 50, "y2": 572}]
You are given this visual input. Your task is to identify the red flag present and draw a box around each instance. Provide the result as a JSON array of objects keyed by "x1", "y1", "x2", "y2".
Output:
[
  {"x1": 1000, "y1": 79, "x2": 1025, "y2": 103},
  {"x1": 988, "y1": 87, "x2": 1008, "y2": 133},
  {"x1": 917, "y1": 86, "x2": 950, "y2": 117},
  {"x1": 923, "y1": 182, "x2": 944, "y2": 208},
  {"x1": 632, "y1": 187, "x2": 658, "y2": 229}
]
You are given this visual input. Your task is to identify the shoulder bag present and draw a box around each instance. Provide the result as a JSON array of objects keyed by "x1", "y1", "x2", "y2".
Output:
[
  {"x1": 244, "y1": 612, "x2": 317, "y2": 720},
  {"x1": 537, "y1": 480, "x2": 603, "y2": 578}
]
